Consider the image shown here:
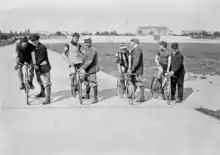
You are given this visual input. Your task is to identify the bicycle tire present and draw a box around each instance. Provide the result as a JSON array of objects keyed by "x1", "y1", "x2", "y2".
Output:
[
  {"x1": 116, "y1": 75, "x2": 125, "y2": 98},
  {"x1": 126, "y1": 81, "x2": 135, "y2": 105},
  {"x1": 151, "y1": 77, "x2": 162, "y2": 98},
  {"x1": 78, "y1": 73, "x2": 83, "y2": 105},
  {"x1": 25, "y1": 67, "x2": 29, "y2": 105}
]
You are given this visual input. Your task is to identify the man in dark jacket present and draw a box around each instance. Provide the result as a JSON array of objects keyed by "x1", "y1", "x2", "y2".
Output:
[
  {"x1": 29, "y1": 34, "x2": 52, "y2": 105},
  {"x1": 128, "y1": 38, "x2": 145, "y2": 103},
  {"x1": 80, "y1": 37, "x2": 99, "y2": 104},
  {"x1": 167, "y1": 42, "x2": 185, "y2": 103}
]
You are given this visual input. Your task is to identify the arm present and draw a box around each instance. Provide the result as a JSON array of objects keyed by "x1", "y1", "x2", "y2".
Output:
[
  {"x1": 155, "y1": 54, "x2": 160, "y2": 66},
  {"x1": 131, "y1": 49, "x2": 142, "y2": 72},
  {"x1": 62, "y1": 44, "x2": 73, "y2": 66},
  {"x1": 15, "y1": 44, "x2": 20, "y2": 64},
  {"x1": 167, "y1": 55, "x2": 172, "y2": 72},
  {"x1": 171, "y1": 54, "x2": 184, "y2": 74},
  {"x1": 81, "y1": 50, "x2": 96, "y2": 71}
]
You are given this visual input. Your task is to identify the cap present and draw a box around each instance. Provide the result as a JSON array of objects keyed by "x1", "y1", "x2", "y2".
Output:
[
  {"x1": 20, "y1": 36, "x2": 28, "y2": 43},
  {"x1": 159, "y1": 41, "x2": 167, "y2": 48},
  {"x1": 29, "y1": 34, "x2": 40, "y2": 41},
  {"x1": 130, "y1": 38, "x2": 139, "y2": 44},
  {"x1": 72, "y1": 32, "x2": 80, "y2": 38},
  {"x1": 119, "y1": 43, "x2": 127, "y2": 49},
  {"x1": 171, "y1": 42, "x2": 179, "y2": 50},
  {"x1": 84, "y1": 37, "x2": 92, "y2": 43}
]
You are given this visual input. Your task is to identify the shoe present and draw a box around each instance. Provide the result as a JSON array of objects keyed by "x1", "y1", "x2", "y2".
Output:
[
  {"x1": 20, "y1": 83, "x2": 25, "y2": 90},
  {"x1": 29, "y1": 81, "x2": 34, "y2": 89},
  {"x1": 136, "y1": 97, "x2": 145, "y2": 103},
  {"x1": 82, "y1": 86, "x2": 91, "y2": 99},
  {"x1": 35, "y1": 86, "x2": 46, "y2": 98},
  {"x1": 175, "y1": 99, "x2": 183, "y2": 103},
  {"x1": 82, "y1": 94, "x2": 90, "y2": 99},
  {"x1": 42, "y1": 98, "x2": 51, "y2": 105}
]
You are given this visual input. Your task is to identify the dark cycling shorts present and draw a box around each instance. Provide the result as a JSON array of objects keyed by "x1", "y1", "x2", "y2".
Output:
[
  {"x1": 159, "y1": 63, "x2": 168, "y2": 73},
  {"x1": 69, "y1": 63, "x2": 82, "y2": 70}
]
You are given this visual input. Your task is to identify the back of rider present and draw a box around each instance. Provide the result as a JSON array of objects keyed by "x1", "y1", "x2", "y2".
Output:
[{"x1": 16, "y1": 42, "x2": 35, "y2": 64}]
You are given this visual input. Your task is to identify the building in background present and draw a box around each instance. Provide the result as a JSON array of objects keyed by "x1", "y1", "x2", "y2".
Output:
[{"x1": 136, "y1": 26, "x2": 173, "y2": 36}]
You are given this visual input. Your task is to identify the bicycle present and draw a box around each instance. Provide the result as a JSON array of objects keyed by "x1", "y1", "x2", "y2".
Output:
[
  {"x1": 151, "y1": 72, "x2": 176, "y2": 105},
  {"x1": 15, "y1": 62, "x2": 32, "y2": 105},
  {"x1": 116, "y1": 73, "x2": 136, "y2": 105},
  {"x1": 70, "y1": 69, "x2": 86, "y2": 105}
]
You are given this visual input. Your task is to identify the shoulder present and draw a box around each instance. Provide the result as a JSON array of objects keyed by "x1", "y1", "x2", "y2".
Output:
[
  {"x1": 178, "y1": 51, "x2": 184, "y2": 57},
  {"x1": 38, "y1": 43, "x2": 47, "y2": 51},
  {"x1": 16, "y1": 42, "x2": 22, "y2": 49},
  {"x1": 65, "y1": 43, "x2": 70, "y2": 48},
  {"x1": 166, "y1": 49, "x2": 172, "y2": 56},
  {"x1": 28, "y1": 43, "x2": 35, "y2": 49}
]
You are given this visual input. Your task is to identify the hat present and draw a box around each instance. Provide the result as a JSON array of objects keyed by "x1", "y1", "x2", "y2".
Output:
[
  {"x1": 29, "y1": 34, "x2": 40, "y2": 41},
  {"x1": 72, "y1": 32, "x2": 80, "y2": 37},
  {"x1": 130, "y1": 38, "x2": 139, "y2": 44},
  {"x1": 159, "y1": 41, "x2": 167, "y2": 48},
  {"x1": 20, "y1": 36, "x2": 28, "y2": 43},
  {"x1": 171, "y1": 42, "x2": 179, "y2": 50},
  {"x1": 84, "y1": 37, "x2": 92, "y2": 43},
  {"x1": 119, "y1": 43, "x2": 127, "y2": 49}
]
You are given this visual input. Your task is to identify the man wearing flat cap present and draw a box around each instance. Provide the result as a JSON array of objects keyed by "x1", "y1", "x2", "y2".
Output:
[
  {"x1": 29, "y1": 34, "x2": 52, "y2": 105},
  {"x1": 128, "y1": 38, "x2": 145, "y2": 103},
  {"x1": 79, "y1": 37, "x2": 99, "y2": 104},
  {"x1": 14, "y1": 36, "x2": 35, "y2": 90}
]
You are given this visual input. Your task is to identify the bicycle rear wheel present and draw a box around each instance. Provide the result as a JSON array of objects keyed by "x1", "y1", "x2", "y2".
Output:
[
  {"x1": 25, "y1": 71, "x2": 29, "y2": 105},
  {"x1": 151, "y1": 77, "x2": 162, "y2": 98},
  {"x1": 126, "y1": 81, "x2": 135, "y2": 105},
  {"x1": 78, "y1": 74, "x2": 83, "y2": 105},
  {"x1": 116, "y1": 75, "x2": 125, "y2": 98}
]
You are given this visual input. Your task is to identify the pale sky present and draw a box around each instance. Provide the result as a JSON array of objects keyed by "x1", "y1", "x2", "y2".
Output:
[{"x1": 0, "y1": 0, "x2": 219, "y2": 33}]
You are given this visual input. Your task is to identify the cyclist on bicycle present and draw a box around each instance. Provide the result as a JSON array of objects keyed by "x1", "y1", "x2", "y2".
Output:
[
  {"x1": 155, "y1": 41, "x2": 172, "y2": 82},
  {"x1": 115, "y1": 43, "x2": 129, "y2": 93},
  {"x1": 62, "y1": 32, "x2": 84, "y2": 96},
  {"x1": 14, "y1": 36, "x2": 35, "y2": 90}
]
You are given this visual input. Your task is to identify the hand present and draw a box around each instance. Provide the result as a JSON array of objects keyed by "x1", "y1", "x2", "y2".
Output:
[
  {"x1": 79, "y1": 68, "x2": 86, "y2": 74},
  {"x1": 167, "y1": 71, "x2": 174, "y2": 76},
  {"x1": 14, "y1": 65, "x2": 19, "y2": 70},
  {"x1": 34, "y1": 64, "x2": 39, "y2": 71},
  {"x1": 127, "y1": 70, "x2": 132, "y2": 75}
]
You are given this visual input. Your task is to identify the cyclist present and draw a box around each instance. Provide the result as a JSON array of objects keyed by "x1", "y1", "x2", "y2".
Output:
[
  {"x1": 115, "y1": 43, "x2": 129, "y2": 93},
  {"x1": 14, "y1": 36, "x2": 35, "y2": 90},
  {"x1": 62, "y1": 32, "x2": 84, "y2": 96},
  {"x1": 155, "y1": 41, "x2": 172, "y2": 82}
]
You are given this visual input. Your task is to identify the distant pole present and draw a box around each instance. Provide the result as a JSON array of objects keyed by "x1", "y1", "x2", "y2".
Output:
[{"x1": 125, "y1": 19, "x2": 128, "y2": 33}]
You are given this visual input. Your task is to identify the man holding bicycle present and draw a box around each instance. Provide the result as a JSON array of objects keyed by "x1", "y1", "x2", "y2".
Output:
[
  {"x1": 115, "y1": 43, "x2": 129, "y2": 94},
  {"x1": 167, "y1": 43, "x2": 185, "y2": 103},
  {"x1": 29, "y1": 34, "x2": 52, "y2": 105},
  {"x1": 62, "y1": 32, "x2": 83, "y2": 97},
  {"x1": 128, "y1": 38, "x2": 145, "y2": 103},
  {"x1": 15, "y1": 36, "x2": 35, "y2": 90},
  {"x1": 155, "y1": 41, "x2": 172, "y2": 82},
  {"x1": 80, "y1": 37, "x2": 99, "y2": 104}
]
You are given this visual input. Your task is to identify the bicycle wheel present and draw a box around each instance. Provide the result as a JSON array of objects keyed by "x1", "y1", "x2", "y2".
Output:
[
  {"x1": 151, "y1": 77, "x2": 162, "y2": 98},
  {"x1": 116, "y1": 75, "x2": 125, "y2": 98},
  {"x1": 126, "y1": 81, "x2": 135, "y2": 105},
  {"x1": 163, "y1": 79, "x2": 172, "y2": 105},
  {"x1": 24, "y1": 68, "x2": 29, "y2": 105},
  {"x1": 78, "y1": 73, "x2": 83, "y2": 105}
]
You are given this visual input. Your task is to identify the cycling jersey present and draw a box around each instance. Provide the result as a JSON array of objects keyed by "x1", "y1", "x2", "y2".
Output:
[
  {"x1": 16, "y1": 42, "x2": 35, "y2": 64},
  {"x1": 115, "y1": 49, "x2": 129, "y2": 69},
  {"x1": 157, "y1": 49, "x2": 172, "y2": 65}
]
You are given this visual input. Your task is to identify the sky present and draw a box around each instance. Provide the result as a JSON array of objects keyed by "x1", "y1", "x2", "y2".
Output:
[{"x1": 0, "y1": 0, "x2": 219, "y2": 33}]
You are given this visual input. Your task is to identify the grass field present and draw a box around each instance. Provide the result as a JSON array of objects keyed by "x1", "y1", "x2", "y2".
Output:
[{"x1": 46, "y1": 43, "x2": 220, "y2": 88}]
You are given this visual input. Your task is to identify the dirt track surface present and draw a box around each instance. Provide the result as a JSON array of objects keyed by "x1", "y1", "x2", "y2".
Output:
[{"x1": 0, "y1": 44, "x2": 220, "y2": 155}]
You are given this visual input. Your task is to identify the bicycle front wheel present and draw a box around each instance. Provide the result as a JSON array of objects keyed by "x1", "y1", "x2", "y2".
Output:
[
  {"x1": 126, "y1": 81, "x2": 135, "y2": 105},
  {"x1": 78, "y1": 74, "x2": 83, "y2": 105},
  {"x1": 163, "y1": 82, "x2": 172, "y2": 105},
  {"x1": 151, "y1": 77, "x2": 162, "y2": 98},
  {"x1": 116, "y1": 75, "x2": 125, "y2": 98}
]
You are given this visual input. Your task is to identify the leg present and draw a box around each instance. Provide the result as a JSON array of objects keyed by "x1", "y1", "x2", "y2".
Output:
[
  {"x1": 176, "y1": 74, "x2": 185, "y2": 102},
  {"x1": 87, "y1": 73, "x2": 98, "y2": 104},
  {"x1": 18, "y1": 64, "x2": 25, "y2": 89},
  {"x1": 35, "y1": 71, "x2": 46, "y2": 97},
  {"x1": 41, "y1": 72, "x2": 52, "y2": 105},
  {"x1": 135, "y1": 75, "x2": 145, "y2": 103},
  {"x1": 28, "y1": 65, "x2": 35, "y2": 89},
  {"x1": 170, "y1": 77, "x2": 177, "y2": 100},
  {"x1": 82, "y1": 76, "x2": 91, "y2": 99}
]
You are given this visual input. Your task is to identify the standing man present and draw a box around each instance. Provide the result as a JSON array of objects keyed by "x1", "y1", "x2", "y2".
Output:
[
  {"x1": 128, "y1": 38, "x2": 145, "y2": 103},
  {"x1": 62, "y1": 32, "x2": 83, "y2": 97},
  {"x1": 29, "y1": 34, "x2": 52, "y2": 105},
  {"x1": 80, "y1": 37, "x2": 99, "y2": 104},
  {"x1": 167, "y1": 43, "x2": 185, "y2": 103},
  {"x1": 15, "y1": 36, "x2": 35, "y2": 90}
]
